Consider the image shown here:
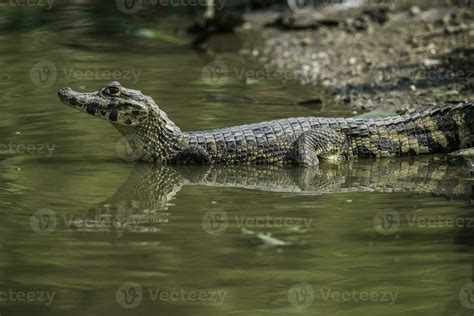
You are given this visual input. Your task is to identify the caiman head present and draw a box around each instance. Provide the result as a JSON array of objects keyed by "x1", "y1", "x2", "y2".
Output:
[
  {"x1": 58, "y1": 81, "x2": 154, "y2": 126},
  {"x1": 58, "y1": 82, "x2": 182, "y2": 162}
]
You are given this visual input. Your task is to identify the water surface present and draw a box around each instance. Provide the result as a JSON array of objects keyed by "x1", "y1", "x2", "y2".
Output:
[{"x1": 0, "y1": 5, "x2": 473, "y2": 316}]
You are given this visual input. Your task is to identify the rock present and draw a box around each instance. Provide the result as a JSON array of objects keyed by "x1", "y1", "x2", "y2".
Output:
[
  {"x1": 410, "y1": 6, "x2": 422, "y2": 16},
  {"x1": 423, "y1": 59, "x2": 441, "y2": 67},
  {"x1": 447, "y1": 148, "x2": 474, "y2": 167}
]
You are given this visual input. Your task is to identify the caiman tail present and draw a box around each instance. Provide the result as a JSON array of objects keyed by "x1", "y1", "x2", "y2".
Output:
[{"x1": 348, "y1": 102, "x2": 474, "y2": 158}]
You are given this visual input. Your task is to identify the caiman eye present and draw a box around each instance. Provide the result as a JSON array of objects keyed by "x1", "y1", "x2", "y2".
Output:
[{"x1": 105, "y1": 86, "x2": 121, "y2": 96}]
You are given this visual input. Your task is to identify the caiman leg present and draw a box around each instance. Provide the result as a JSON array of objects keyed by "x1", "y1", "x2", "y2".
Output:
[
  {"x1": 172, "y1": 146, "x2": 211, "y2": 164},
  {"x1": 292, "y1": 128, "x2": 347, "y2": 167}
]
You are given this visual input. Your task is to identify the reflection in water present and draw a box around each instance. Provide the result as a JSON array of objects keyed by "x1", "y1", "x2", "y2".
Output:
[{"x1": 80, "y1": 157, "x2": 473, "y2": 234}]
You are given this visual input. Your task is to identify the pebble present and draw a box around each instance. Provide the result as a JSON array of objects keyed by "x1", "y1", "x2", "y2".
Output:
[
  {"x1": 410, "y1": 6, "x2": 421, "y2": 15},
  {"x1": 423, "y1": 59, "x2": 441, "y2": 67}
]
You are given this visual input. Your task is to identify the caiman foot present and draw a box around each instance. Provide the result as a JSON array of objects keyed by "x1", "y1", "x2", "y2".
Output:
[{"x1": 171, "y1": 146, "x2": 211, "y2": 164}]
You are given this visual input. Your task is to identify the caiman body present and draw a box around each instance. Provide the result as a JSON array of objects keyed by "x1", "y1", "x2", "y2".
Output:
[{"x1": 58, "y1": 82, "x2": 474, "y2": 166}]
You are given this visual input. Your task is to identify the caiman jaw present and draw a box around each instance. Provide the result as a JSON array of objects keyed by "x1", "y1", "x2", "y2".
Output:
[{"x1": 58, "y1": 82, "x2": 150, "y2": 126}]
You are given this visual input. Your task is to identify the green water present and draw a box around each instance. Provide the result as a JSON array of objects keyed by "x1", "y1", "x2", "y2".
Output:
[{"x1": 1, "y1": 4, "x2": 474, "y2": 316}]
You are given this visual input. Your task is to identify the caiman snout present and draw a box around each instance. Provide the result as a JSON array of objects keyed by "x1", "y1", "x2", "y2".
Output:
[
  {"x1": 58, "y1": 84, "x2": 152, "y2": 127},
  {"x1": 58, "y1": 87, "x2": 72, "y2": 98}
]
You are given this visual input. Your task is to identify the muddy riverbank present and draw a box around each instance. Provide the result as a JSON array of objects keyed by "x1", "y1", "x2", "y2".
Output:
[{"x1": 231, "y1": 0, "x2": 474, "y2": 112}]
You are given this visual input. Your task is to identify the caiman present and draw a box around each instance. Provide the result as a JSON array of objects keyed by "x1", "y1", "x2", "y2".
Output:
[{"x1": 58, "y1": 81, "x2": 474, "y2": 166}]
